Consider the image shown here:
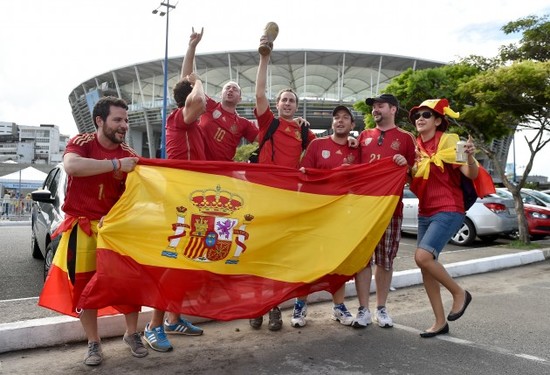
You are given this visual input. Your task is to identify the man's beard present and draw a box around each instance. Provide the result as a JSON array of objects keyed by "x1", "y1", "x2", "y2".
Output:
[{"x1": 104, "y1": 127, "x2": 124, "y2": 144}]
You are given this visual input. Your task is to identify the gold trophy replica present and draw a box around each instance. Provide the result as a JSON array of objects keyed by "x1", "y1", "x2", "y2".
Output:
[{"x1": 258, "y1": 22, "x2": 279, "y2": 56}]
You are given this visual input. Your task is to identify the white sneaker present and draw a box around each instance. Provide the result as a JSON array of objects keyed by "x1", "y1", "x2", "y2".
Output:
[
  {"x1": 374, "y1": 307, "x2": 393, "y2": 328},
  {"x1": 332, "y1": 303, "x2": 353, "y2": 326},
  {"x1": 290, "y1": 300, "x2": 307, "y2": 328},
  {"x1": 352, "y1": 307, "x2": 372, "y2": 328}
]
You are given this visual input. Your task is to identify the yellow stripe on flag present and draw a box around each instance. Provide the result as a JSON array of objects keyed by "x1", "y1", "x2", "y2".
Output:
[{"x1": 98, "y1": 162, "x2": 402, "y2": 284}]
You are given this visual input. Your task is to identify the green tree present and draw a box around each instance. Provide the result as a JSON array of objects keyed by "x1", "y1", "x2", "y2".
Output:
[
  {"x1": 457, "y1": 60, "x2": 550, "y2": 242},
  {"x1": 499, "y1": 14, "x2": 550, "y2": 62}
]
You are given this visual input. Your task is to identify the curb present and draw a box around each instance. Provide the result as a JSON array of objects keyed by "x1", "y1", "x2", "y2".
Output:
[{"x1": 0, "y1": 249, "x2": 547, "y2": 354}]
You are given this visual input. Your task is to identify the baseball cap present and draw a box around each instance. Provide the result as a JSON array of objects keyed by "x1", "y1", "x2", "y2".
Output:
[
  {"x1": 365, "y1": 94, "x2": 399, "y2": 107},
  {"x1": 332, "y1": 105, "x2": 354, "y2": 120}
]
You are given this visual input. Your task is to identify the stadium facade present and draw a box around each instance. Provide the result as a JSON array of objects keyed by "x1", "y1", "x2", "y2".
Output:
[{"x1": 67, "y1": 49, "x2": 511, "y2": 178}]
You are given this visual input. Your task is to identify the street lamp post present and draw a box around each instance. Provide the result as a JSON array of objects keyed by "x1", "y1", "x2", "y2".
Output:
[{"x1": 152, "y1": 1, "x2": 177, "y2": 159}]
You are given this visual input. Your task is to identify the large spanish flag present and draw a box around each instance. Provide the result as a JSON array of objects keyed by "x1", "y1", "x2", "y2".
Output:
[{"x1": 79, "y1": 157, "x2": 406, "y2": 321}]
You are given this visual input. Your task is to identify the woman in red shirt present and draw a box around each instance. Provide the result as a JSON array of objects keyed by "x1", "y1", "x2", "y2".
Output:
[{"x1": 409, "y1": 99, "x2": 477, "y2": 338}]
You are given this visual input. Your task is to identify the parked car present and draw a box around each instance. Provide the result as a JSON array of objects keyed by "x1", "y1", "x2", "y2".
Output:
[
  {"x1": 493, "y1": 188, "x2": 550, "y2": 239},
  {"x1": 31, "y1": 164, "x2": 67, "y2": 280},
  {"x1": 402, "y1": 187, "x2": 518, "y2": 246},
  {"x1": 510, "y1": 188, "x2": 550, "y2": 208},
  {"x1": 495, "y1": 187, "x2": 550, "y2": 207}
]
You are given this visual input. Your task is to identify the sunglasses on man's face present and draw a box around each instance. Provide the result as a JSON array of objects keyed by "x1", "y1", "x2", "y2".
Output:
[{"x1": 413, "y1": 111, "x2": 434, "y2": 120}]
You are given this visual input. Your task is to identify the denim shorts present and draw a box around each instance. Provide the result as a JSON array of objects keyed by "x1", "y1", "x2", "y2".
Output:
[{"x1": 417, "y1": 212, "x2": 465, "y2": 258}]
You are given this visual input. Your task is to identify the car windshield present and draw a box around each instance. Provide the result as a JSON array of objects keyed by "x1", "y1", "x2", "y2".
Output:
[
  {"x1": 526, "y1": 190, "x2": 550, "y2": 204},
  {"x1": 495, "y1": 189, "x2": 512, "y2": 198}
]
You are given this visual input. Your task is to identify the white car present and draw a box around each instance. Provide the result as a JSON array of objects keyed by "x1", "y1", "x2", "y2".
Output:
[{"x1": 402, "y1": 187, "x2": 518, "y2": 246}]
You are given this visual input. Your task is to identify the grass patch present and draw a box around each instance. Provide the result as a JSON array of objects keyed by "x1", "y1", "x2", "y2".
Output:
[{"x1": 506, "y1": 240, "x2": 543, "y2": 250}]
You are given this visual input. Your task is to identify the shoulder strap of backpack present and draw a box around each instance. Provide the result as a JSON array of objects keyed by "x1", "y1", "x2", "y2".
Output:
[
  {"x1": 300, "y1": 123, "x2": 310, "y2": 151},
  {"x1": 257, "y1": 118, "x2": 280, "y2": 160}
]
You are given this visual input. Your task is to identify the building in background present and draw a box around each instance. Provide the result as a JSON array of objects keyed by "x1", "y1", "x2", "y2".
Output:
[{"x1": 0, "y1": 123, "x2": 67, "y2": 164}]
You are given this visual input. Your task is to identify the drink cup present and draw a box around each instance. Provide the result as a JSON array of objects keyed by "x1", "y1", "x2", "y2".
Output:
[{"x1": 456, "y1": 141, "x2": 467, "y2": 162}]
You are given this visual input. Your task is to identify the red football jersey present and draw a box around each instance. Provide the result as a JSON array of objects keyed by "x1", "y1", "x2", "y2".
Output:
[
  {"x1": 255, "y1": 108, "x2": 316, "y2": 168},
  {"x1": 62, "y1": 133, "x2": 138, "y2": 220},
  {"x1": 300, "y1": 136, "x2": 359, "y2": 169},
  {"x1": 165, "y1": 107, "x2": 206, "y2": 160},
  {"x1": 199, "y1": 96, "x2": 258, "y2": 161}
]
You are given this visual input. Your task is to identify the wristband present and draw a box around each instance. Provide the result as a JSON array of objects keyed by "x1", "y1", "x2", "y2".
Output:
[
  {"x1": 111, "y1": 159, "x2": 118, "y2": 171},
  {"x1": 468, "y1": 160, "x2": 477, "y2": 166}
]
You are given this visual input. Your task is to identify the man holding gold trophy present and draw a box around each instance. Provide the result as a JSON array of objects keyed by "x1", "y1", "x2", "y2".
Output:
[{"x1": 250, "y1": 22, "x2": 317, "y2": 330}]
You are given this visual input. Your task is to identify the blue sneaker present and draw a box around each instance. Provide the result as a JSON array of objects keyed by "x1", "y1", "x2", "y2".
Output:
[
  {"x1": 143, "y1": 323, "x2": 173, "y2": 352},
  {"x1": 290, "y1": 299, "x2": 307, "y2": 328},
  {"x1": 332, "y1": 303, "x2": 354, "y2": 326},
  {"x1": 164, "y1": 317, "x2": 203, "y2": 336}
]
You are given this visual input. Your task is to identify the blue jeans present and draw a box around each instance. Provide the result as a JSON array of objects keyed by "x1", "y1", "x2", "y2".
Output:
[{"x1": 417, "y1": 212, "x2": 465, "y2": 258}]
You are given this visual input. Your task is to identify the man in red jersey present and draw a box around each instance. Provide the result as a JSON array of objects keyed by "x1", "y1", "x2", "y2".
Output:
[
  {"x1": 351, "y1": 93, "x2": 416, "y2": 329},
  {"x1": 164, "y1": 70, "x2": 207, "y2": 160},
  {"x1": 290, "y1": 105, "x2": 360, "y2": 328},
  {"x1": 38, "y1": 96, "x2": 146, "y2": 366},
  {"x1": 254, "y1": 36, "x2": 316, "y2": 169},
  {"x1": 179, "y1": 27, "x2": 259, "y2": 161},
  {"x1": 248, "y1": 35, "x2": 317, "y2": 331},
  {"x1": 164, "y1": 29, "x2": 209, "y2": 161},
  {"x1": 145, "y1": 28, "x2": 206, "y2": 353}
]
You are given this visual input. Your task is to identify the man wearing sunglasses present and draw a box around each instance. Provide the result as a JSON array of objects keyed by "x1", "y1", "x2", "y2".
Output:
[{"x1": 353, "y1": 94, "x2": 416, "y2": 329}]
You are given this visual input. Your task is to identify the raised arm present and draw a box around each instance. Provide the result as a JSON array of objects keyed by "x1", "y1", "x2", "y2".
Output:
[
  {"x1": 459, "y1": 135, "x2": 479, "y2": 179},
  {"x1": 255, "y1": 36, "x2": 271, "y2": 117},
  {"x1": 182, "y1": 73, "x2": 206, "y2": 124},
  {"x1": 180, "y1": 27, "x2": 203, "y2": 80}
]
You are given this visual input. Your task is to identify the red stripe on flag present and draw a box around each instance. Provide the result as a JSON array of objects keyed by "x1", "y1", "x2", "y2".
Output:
[
  {"x1": 136, "y1": 156, "x2": 406, "y2": 197},
  {"x1": 39, "y1": 264, "x2": 123, "y2": 317},
  {"x1": 80, "y1": 249, "x2": 352, "y2": 321}
]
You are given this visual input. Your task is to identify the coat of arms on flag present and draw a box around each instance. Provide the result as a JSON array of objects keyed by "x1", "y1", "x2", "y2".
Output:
[{"x1": 161, "y1": 184, "x2": 253, "y2": 264}]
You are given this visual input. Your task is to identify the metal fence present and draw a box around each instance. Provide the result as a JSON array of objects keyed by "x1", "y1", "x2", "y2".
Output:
[{"x1": 1, "y1": 197, "x2": 32, "y2": 220}]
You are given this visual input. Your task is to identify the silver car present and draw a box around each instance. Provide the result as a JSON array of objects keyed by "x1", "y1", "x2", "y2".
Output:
[
  {"x1": 30, "y1": 163, "x2": 67, "y2": 280},
  {"x1": 402, "y1": 187, "x2": 518, "y2": 246}
]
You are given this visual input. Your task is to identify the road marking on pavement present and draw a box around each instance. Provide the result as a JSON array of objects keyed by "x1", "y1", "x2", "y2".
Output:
[
  {"x1": 395, "y1": 324, "x2": 549, "y2": 365},
  {"x1": 0, "y1": 297, "x2": 38, "y2": 303}
]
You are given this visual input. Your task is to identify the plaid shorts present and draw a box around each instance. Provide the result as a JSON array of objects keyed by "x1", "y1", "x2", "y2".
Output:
[{"x1": 369, "y1": 216, "x2": 402, "y2": 270}]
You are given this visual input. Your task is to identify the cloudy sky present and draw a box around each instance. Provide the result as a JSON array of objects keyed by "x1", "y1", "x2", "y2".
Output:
[{"x1": 1, "y1": 0, "x2": 549, "y2": 175}]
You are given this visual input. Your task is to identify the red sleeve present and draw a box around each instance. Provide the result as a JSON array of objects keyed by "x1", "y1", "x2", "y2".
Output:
[
  {"x1": 306, "y1": 130, "x2": 316, "y2": 147},
  {"x1": 405, "y1": 133, "x2": 417, "y2": 167},
  {"x1": 300, "y1": 139, "x2": 318, "y2": 168},
  {"x1": 205, "y1": 95, "x2": 217, "y2": 112},
  {"x1": 241, "y1": 118, "x2": 259, "y2": 143}
]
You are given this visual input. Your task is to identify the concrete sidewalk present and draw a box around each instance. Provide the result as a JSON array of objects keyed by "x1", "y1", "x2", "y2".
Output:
[{"x1": 1, "y1": 242, "x2": 549, "y2": 354}]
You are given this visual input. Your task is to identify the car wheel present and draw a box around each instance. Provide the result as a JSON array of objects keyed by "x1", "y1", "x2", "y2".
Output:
[
  {"x1": 450, "y1": 218, "x2": 476, "y2": 246},
  {"x1": 31, "y1": 229, "x2": 43, "y2": 260},
  {"x1": 44, "y1": 242, "x2": 55, "y2": 281},
  {"x1": 478, "y1": 234, "x2": 499, "y2": 244}
]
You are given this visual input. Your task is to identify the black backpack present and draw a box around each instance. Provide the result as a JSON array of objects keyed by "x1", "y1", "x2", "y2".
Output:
[
  {"x1": 461, "y1": 174, "x2": 478, "y2": 211},
  {"x1": 248, "y1": 118, "x2": 310, "y2": 163}
]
